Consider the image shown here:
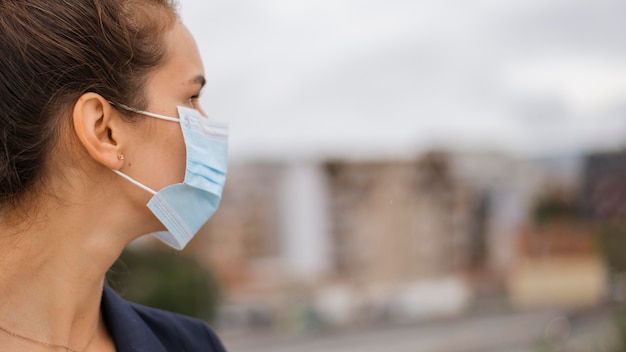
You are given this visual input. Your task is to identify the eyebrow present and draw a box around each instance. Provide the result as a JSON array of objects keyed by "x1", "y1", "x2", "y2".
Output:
[{"x1": 191, "y1": 75, "x2": 206, "y2": 89}]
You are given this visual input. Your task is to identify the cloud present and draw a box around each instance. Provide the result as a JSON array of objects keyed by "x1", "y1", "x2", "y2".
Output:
[
  {"x1": 179, "y1": 0, "x2": 626, "y2": 160},
  {"x1": 502, "y1": 56, "x2": 626, "y2": 115}
]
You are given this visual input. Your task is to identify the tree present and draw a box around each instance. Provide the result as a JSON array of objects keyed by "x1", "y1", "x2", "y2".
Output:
[{"x1": 107, "y1": 247, "x2": 221, "y2": 322}]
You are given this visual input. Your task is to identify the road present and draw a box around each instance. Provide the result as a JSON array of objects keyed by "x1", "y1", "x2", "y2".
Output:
[{"x1": 221, "y1": 307, "x2": 616, "y2": 352}]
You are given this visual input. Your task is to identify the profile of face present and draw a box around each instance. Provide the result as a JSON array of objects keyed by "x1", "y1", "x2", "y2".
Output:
[
  {"x1": 0, "y1": 1, "x2": 224, "y2": 247},
  {"x1": 106, "y1": 21, "x2": 229, "y2": 249},
  {"x1": 108, "y1": 21, "x2": 216, "y2": 238},
  {"x1": 119, "y1": 21, "x2": 207, "y2": 195}
]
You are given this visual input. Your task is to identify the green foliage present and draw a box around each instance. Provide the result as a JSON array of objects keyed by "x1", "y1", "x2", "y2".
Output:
[
  {"x1": 614, "y1": 306, "x2": 626, "y2": 352},
  {"x1": 598, "y1": 224, "x2": 626, "y2": 352},
  {"x1": 532, "y1": 191, "x2": 578, "y2": 226},
  {"x1": 106, "y1": 247, "x2": 221, "y2": 322},
  {"x1": 598, "y1": 224, "x2": 626, "y2": 273}
]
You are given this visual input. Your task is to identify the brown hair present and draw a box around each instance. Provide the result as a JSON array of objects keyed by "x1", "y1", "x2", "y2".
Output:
[{"x1": 0, "y1": 0, "x2": 178, "y2": 211}]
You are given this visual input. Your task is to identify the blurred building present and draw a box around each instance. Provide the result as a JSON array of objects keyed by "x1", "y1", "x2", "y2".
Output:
[
  {"x1": 185, "y1": 153, "x2": 483, "y2": 328},
  {"x1": 581, "y1": 151, "x2": 626, "y2": 222},
  {"x1": 504, "y1": 152, "x2": 615, "y2": 310},
  {"x1": 182, "y1": 150, "x2": 606, "y2": 330},
  {"x1": 325, "y1": 153, "x2": 476, "y2": 287},
  {"x1": 579, "y1": 151, "x2": 626, "y2": 303},
  {"x1": 449, "y1": 152, "x2": 547, "y2": 277},
  {"x1": 188, "y1": 163, "x2": 285, "y2": 298}
]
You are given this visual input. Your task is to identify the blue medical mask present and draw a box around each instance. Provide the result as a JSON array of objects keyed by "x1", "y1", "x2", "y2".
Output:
[{"x1": 112, "y1": 104, "x2": 228, "y2": 250}]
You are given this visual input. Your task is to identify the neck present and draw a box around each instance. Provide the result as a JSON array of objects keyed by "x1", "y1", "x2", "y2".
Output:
[{"x1": 0, "y1": 188, "x2": 134, "y2": 350}]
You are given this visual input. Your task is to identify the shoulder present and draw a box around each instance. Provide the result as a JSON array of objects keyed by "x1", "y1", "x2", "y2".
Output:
[
  {"x1": 102, "y1": 285, "x2": 227, "y2": 352},
  {"x1": 129, "y1": 303, "x2": 227, "y2": 352}
]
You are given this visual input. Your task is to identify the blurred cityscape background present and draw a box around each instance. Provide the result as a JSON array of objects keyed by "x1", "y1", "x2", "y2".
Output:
[{"x1": 110, "y1": 1, "x2": 626, "y2": 351}]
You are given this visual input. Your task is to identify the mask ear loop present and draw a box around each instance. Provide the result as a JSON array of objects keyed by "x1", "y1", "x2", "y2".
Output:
[
  {"x1": 108, "y1": 101, "x2": 181, "y2": 122},
  {"x1": 108, "y1": 101, "x2": 179, "y2": 196},
  {"x1": 112, "y1": 169, "x2": 157, "y2": 195}
]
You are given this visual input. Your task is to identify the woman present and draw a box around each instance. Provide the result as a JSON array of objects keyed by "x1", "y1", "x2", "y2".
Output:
[{"x1": 0, "y1": 0, "x2": 227, "y2": 351}]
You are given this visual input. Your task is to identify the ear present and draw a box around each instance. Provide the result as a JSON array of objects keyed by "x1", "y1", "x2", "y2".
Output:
[{"x1": 72, "y1": 93, "x2": 124, "y2": 170}]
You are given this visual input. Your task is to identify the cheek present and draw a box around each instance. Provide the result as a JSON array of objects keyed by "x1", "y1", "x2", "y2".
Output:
[
  {"x1": 165, "y1": 127, "x2": 187, "y2": 183},
  {"x1": 145, "y1": 123, "x2": 187, "y2": 189},
  {"x1": 174, "y1": 140, "x2": 187, "y2": 181}
]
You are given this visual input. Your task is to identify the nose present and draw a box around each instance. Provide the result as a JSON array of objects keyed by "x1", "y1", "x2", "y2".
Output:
[{"x1": 195, "y1": 103, "x2": 208, "y2": 118}]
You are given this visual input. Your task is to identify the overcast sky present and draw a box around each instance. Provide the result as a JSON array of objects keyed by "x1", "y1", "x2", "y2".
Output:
[{"x1": 179, "y1": 0, "x2": 626, "y2": 161}]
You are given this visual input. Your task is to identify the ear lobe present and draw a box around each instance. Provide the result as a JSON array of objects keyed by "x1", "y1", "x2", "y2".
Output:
[{"x1": 72, "y1": 93, "x2": 124, "y2": 170}]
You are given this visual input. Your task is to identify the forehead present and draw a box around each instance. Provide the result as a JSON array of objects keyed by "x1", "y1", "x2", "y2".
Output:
[{"x1": 155, "y1": 22, "x2": 205, "y2": 88}]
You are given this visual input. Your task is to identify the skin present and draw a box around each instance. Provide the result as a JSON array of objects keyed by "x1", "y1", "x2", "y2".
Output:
[{"x1": 0, "y1": 21, "x2": 206, "y2": 351}]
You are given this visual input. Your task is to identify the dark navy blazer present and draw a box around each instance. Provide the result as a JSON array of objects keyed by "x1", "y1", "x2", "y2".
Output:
[{"x1": 101, "y1": 286, "x2": 227, "y2": 351}]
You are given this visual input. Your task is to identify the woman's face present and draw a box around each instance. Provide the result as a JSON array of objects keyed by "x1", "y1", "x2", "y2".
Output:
[{"x1": 122, "y1": 21, "x2": 206, "y2": 194}]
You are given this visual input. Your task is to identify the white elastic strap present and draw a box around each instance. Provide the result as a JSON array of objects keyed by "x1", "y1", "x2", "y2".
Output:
[
  {"x1": 112, "y1": 169, "x2": 157, "y2": 195},
  {"x1": 111, "y1": 102, "x2": 180, "y2": 122}
]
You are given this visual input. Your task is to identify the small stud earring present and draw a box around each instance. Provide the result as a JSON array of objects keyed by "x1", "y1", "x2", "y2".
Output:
[{"x1": 118, "y1": 154, "x2": 125, "y2": 161}]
